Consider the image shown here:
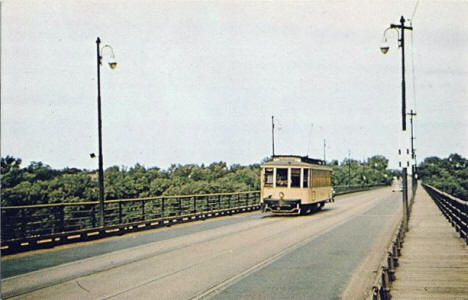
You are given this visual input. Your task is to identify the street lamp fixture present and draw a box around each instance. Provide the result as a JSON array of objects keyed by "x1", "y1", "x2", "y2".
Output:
[
  {"x1": 380, "y1": 43, "x2": 389, "y2": 55},
  {"x1": 379, "y1": 27, "x2": 399, "y2": 55},
  {"x1": 96, "y1": 37, "x2": 117, "y2": 227},
  {"x1": 380, "y1": 16, "x2": 413, "y2": 231}
]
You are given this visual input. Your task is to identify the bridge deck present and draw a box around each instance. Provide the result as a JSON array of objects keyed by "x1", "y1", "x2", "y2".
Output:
[{"x1": 391, "y1": 186, "x2": 468, "y2": 300}]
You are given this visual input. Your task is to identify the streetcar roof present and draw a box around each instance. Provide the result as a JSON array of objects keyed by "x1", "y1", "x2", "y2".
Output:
[
  {"x1": 261, "y1": 155, "x2": 331, "y2": 170},
  {"x1": 271, "y1": 155, "x2": 324, "y2": 165}
]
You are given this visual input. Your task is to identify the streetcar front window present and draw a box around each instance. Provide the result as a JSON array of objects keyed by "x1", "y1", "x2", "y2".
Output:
[
  {"x1": 291, "y1": 168, "x2": 301, "y2": 187},
  {"x1": 264, "y1": 168, "x2": 273, "y2": 187},
  {"x1": 276, "y1": 168, "x2": 288, "y2": 187}
]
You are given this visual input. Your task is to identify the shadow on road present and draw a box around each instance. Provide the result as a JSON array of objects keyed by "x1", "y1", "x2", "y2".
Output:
[{"x1": 260, "y1": 207, "x2": 335, "y2": 219}]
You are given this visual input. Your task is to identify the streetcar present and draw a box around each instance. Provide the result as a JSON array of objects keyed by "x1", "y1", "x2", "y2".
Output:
[{"x1": 260, "y1": 155, "x2": 333, "y2": 215}]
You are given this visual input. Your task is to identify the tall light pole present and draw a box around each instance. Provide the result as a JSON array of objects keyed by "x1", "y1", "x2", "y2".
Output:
[
  {"x1": 381, "y1": 16, "x2": 413, "y2": 231},
  {"x1": 96, "y1": 37, "x2": 117, "y2": 227}
]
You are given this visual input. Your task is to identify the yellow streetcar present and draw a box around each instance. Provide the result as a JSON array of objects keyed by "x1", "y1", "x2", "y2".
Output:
[{"x1": 260, "y1": 155, "x2": 334, "y2": 215}]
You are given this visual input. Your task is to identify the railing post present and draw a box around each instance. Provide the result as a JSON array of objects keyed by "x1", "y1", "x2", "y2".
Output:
[
  {"x1": 179, "y1": 197, "x2": 182, "y2": 215},
  {"x1": 141, "y1": 200, "x2": 145, "y2": 221},
  {"x1": 118, "y1": 201, "x2": 122, "y2": 224},
  {"x1": 91, "y1": 204, "x2": 96, "y2": 228},
  {"x1": 193, "y1": 196, "x2": 197, "y2": 214},
  {"x1": 381, "y1": 267, "x2": 390, "y2": 299},
  {"x1": 161, "y1": 197, "x2": 165, "y2": 218},
  {"x1": 387, "y1": 252, "x2": 395, "y2": 281},
  {"x1": 58, "y1": 205, "x2": 65, "y2": 233},
  {"x1": 218, "y1": 195, "x2": 221, "y2": 210},
  {"x1": 20, "y1": 208, "x2": 27, "y2": 238}
]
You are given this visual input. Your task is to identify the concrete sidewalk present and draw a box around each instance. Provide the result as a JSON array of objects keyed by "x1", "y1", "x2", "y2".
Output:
[{"x1": 391, "y1": 186, "x2": 468, "y2": 300}]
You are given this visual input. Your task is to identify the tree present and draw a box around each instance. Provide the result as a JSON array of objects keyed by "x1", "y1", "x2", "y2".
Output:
[
  {"x1": 418, "y1": 154, "x2": 467, "y2": 200},
  {"x1": 1, "y1": 156, "x2": 24, "y2": 189}
]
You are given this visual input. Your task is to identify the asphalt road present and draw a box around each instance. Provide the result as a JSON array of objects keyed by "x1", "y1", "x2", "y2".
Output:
[{"x1": 2, "y1": 187, "x2": 401, "y2": 299}]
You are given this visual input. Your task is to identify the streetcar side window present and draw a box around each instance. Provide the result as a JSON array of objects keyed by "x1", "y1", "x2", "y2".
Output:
[
  {"x1": 276, "y1": 168, "x2": 288, "y2": 187},
  {"x1": 264, "y1": 168, "x2": 274, "y2": 187},
  {"x1": 291, "y1": 168, "x2": 301, "y2": 187},
  {"x1": 303, "y1": 169, "x2": 309, "y2": 188}
]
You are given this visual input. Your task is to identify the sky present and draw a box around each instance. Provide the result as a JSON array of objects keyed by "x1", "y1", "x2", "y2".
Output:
[{"x1": 1, "y1": 0, "x2": 467, "y2": 170}]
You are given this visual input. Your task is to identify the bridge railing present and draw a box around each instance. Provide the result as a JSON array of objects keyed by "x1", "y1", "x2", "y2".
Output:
[
  {"x1": 1, "y1": 184, "x2": 387, "y2": 255},
  {"x1": 423, "y1": 184, "x2": 467, "y2": 244},
  {"x1": 1, "y1": 191, "x2": 260, "y2": 254},
  {"x1": 334, "y1": 183, "x2": 388, "y2": 195}
]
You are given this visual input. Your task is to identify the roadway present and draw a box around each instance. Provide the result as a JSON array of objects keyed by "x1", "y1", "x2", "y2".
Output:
[{"x1": 2, "y1": 187, "x2": 402, "y2": 299}]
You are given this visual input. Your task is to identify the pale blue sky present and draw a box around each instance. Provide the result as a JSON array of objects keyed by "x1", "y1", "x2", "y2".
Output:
[{"x1": 1, "y1": 0, "x2": 467, "y2": 170}]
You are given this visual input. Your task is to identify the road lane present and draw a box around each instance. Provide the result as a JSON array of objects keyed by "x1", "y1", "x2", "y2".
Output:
[
  {"x1": 3, "y1": 187, "x2": 400, "y2": 299},
  {"x1": 210, "y1": 191, "x2": 402, "y2": 299},
  {"x1": 2, "y1": 211, "x2": 263, "y2": 278}
]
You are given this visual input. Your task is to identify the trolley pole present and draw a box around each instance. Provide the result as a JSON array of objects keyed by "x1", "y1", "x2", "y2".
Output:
[
  {"x1": 323, "y1": 139, "x2": 326, "y2": 164},
  {"x1": 271, "y1": 116, "x2": 275, "y2": 157}
]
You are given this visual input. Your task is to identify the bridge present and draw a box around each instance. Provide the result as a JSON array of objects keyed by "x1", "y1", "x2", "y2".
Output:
[{"x1": 1, "y1": 184, "x2": 467, "y2": 299}]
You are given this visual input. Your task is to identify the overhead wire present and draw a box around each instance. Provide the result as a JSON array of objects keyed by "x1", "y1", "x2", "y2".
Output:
[
  {"x1": 411, "y1": 0, "x2": 420, "y2": 20},
  {"x1": 409, "y1": 0, "x2": 419, "y2": 114}
]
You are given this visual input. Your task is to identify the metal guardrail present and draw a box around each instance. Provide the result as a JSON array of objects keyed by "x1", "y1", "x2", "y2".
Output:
[
  {"x1": 423, "y1": 184, "x2": 467, "y2": 245},
  {"x1": 1, "y1": 191, "x2": 260, "y2": 255},
  {"x1": 369, "y1": 182, "x2": 417, "y2": 300},
  {"x1": 369, "y1": 219, "x2": 405, "y2": 300},
  {"x1": 334, "y1": 184, "x2": 388, "y2": 195}
]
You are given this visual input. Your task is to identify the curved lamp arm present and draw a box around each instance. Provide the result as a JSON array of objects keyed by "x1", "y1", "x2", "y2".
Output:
[
  {"x1": 99, "y1": 44, "x2": 117, "y2": 69},
  {"x1": 380, "y1": 27, "x2": 400, "y2": 54}
]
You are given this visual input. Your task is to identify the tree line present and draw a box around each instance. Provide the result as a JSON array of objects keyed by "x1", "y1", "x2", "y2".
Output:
[
  {"x1": 329, "y1": 155, "x2": 395, "y2": 187},
  {"x1": 418, "y1": 153, "x2": 467, "y2": 200},
  {"x1": 1, "y1": 157, "x2": 260, "y2": 207},
  {"x1": 1, "y1": 155, "x2": 394, "y2": 207}
]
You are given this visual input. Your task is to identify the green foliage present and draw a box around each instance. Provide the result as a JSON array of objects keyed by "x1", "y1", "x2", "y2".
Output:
[
  {"x1": 418, "y1": 153, "x2": 468, "y2": 200},
  {"x1": 1, "y1": 153, "x2": 396, "y2": 207},
  {"x1": 1, "y1": 156, "x2": 260, "y2": 206},
  {"x1": 330, "y1": 155, "x2": 393, "y2": 187}
]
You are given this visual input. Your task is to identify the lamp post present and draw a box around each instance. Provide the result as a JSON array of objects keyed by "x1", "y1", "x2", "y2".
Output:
[
  {"x1": 381, "y1": 16, "x2": 413, "y2": 231},
  {"x1": 96, "y1": 37, "x2": 117, "y2": 227}
]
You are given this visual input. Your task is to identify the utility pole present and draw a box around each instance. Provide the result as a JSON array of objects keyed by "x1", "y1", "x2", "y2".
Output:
[
  {"x1": 408, "y1": 110, "x2": 417, "y2": 196},
  {"x1": 348, "y1": 150, "x2": 351, "y2": 186},
  {"x1": 271, "y1": 116, "x2": 275, "y2": 157}
]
